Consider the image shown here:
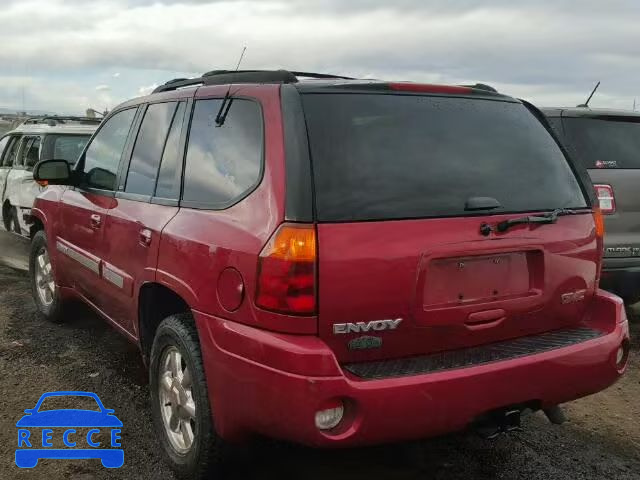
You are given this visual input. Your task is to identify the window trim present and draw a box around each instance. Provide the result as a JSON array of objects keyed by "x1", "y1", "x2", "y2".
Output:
[
  {"x1": 115, "y1": 191, "x2": 151, "y2": 202},
  {"x1": 151, "y1": 100, "x2": 190, "y2": 203},
  {"x1": 73, "y1": 106, "x2": 140, "y2": 197},
  {"x1": 119, "y1": 100, "x2": 179, "y2": 199},
  {"x1": 178, "y1": 96, "x2": 266, "y2": 211}
]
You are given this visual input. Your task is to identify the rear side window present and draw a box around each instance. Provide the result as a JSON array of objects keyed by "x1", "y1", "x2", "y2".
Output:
[
  {"x1": 182, "y1": 99, "x2": 263, "y2": 208},
  {"x1": 23, "y1": 136, "x2": 41, "y2": 169},
  {"x1": 2, "y1": 136, "x2": 21, "y2": 167},
  {"x1": 302, "y1": 94, "x2": 587, "y2": 222},
  {"x1": 126, "y1": 102, "x2": 177, "y2": 196},
  {"x1": 43, "y1": 135, "x2": 90, "y2": 165},
  {"x1": 0, "y1": 136, "x2": 10, "y2": 161},
  {"x1": 83, "y1": 108, "x2": 137, "y2": 191},
  {"x1": 155, "y1": 102, "x2": 187, "y2": 200},
  {"x1": 561, "y1": 117, "x2": 640, "y2": 169}
]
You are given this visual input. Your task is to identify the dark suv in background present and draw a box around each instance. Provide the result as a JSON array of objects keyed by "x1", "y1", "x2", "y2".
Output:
[
  {"x1": 544, "y1": 108, "x2": 640, "y2": 304},
  {"x1": 30, "y1": 70, "x2": 629, "y2": 479}
]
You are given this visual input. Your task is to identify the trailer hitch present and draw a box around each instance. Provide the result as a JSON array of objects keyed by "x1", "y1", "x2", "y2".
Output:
[{"x1": 475, "y1": 408, "x2": 524, "y2": 439}]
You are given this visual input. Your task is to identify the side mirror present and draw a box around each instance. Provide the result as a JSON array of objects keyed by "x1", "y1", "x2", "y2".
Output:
[{"x1": 33, "y1": 159, "x2": 72, "y2": 186}]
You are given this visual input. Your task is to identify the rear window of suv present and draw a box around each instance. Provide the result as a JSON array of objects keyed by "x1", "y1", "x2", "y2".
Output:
[
  {"x1": 561, "y1": 117, "x2": 640, "y2": 169},
  {"x1": 303, "y1": 94, "x2": 587, "y2": 222},
  {"x1": 42, "y1": 134, "x2": 90, "y2": 165}
]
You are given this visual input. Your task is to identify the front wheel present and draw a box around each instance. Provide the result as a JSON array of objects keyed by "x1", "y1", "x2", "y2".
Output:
[
  {"x1": 29, "y1": 230, "x2": 66, "y2": 323},
  {"x1": 150, "y1": 314, "x2": 227, "y2": 479}
]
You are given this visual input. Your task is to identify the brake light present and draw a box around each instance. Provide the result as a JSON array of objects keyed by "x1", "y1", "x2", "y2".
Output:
[
  {"x1": 388, "y1": 83, "x2": 472, "y2": 95},
  {"x1": 594, "y1": 184, "x2": 616, "y2": 214},
  {"x1": 256, "y1": 224, "x2": 316, "y2": 315}
]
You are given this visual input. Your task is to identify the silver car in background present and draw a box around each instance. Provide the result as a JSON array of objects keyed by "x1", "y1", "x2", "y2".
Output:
[
  {"x1": 544, "y1": 107, "x2": 640, "y2": 305},
  {"x1": 0, "y1": 117, "x2": 99, "y2": 236}
]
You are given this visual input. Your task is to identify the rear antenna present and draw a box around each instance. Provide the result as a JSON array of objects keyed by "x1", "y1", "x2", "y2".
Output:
[
  {"x1": 215, "y1": 46, "x2": 247, "y2": 127},
  {"x1": 577, "y1": 81, "x2": 600, "y2": 108}
]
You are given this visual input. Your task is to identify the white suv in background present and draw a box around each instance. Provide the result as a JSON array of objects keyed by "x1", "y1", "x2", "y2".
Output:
[{"x1": 0, "y1": 117, "x2": 99, "y2": 236}]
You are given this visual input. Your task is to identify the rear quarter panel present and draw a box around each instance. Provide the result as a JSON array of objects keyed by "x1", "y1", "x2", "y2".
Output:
[{"x1": 156, "y1": 85, "x2": 317, "y2": 333}]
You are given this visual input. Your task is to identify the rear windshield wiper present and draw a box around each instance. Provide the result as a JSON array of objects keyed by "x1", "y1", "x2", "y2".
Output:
[{"x1": 496, "y1": 208, "x2": 579, "y2": 233}]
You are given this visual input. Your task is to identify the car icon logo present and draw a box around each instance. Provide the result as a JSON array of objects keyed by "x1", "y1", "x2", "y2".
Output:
[{"x1": 15, "y1": 391, "x2": 124, "y2": 468}]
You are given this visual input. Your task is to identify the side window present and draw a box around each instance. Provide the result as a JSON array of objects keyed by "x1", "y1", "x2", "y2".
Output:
[
  {"x1": 155, "y1": 102, "x2": 187, "y2": 199},
  {"x1": 24, "y1": 137, "x2": 41, "y2": 169},
  {"x1": 16, "y1": 137, "x2": 34, "y2": 167},
  {"x1": 125, "y1": 102, "x2": 177, "y2": 196},
  {"x1": 3, "y1": 136, "x2": 22, "y2": 167},
  {"x1": 82, "y1": 108, "x2": 137, "y2": 191},
  {"x1": 182, "y1": 99, "x2": 263, "y2": 208},
  {"x1": 0, "y1": 136, "x2": 10, "y2": 163}
]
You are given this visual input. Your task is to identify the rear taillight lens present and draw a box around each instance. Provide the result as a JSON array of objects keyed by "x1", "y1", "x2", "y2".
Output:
[
  {"x1": 593, "y1": 207, "x2": 605, "y2": 284},
  {"x1": 594, "y1": 184, "x2": 616, "y2": 214},
  {"x1": 256, "y1": 224, "x2": 316, "y2": 315},
  {"x1": 593, "y1": 207, "x2": 605, "y2": 240}
]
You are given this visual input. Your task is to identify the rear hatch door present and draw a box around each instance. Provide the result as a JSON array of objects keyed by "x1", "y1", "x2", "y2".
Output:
[{"x1": 302, "y1": 90, "x2": 596, "y2": 364}]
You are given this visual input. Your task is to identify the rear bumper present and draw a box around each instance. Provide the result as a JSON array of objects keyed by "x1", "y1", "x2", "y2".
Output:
[
  {"x1": 600, "y1": 257, "x2": 640, "y2": 301},
  {"x1": 194, "y1": 290, "x2": 629, "y2": 447}
]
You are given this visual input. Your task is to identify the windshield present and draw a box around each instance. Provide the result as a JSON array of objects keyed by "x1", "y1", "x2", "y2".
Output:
[
  {"x1": 303, "y1": 94, "x2": 587, "y2": 222},
  {"x1": 42, "y1": 134, "x2": 91, "y2": 165},
  {"x1": 562, "y1": 117, "x2": 640, "y2": 169}
]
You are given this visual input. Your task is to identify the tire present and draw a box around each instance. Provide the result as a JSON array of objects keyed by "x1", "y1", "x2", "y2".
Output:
[
  {"x1": 29, "y1": 230, "x2": 66, "y2": 323},
  {"x1": 150, "y1": 313, "x2": 226, "y2": 479}
]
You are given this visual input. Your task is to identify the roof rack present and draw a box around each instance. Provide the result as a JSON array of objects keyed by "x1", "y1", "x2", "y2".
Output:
[
  {"x1": 152, "y1": 69, "x2": 355, "y2": 94},
  {"x1": 463, "y1": 83, "x2": 499, "y2": 93},
  {"x1": 22, "y1": 115, "x2": 102, "y2": 126}
]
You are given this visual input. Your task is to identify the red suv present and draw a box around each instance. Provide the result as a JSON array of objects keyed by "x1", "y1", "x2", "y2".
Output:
[{"x1": 29, "y1": 70, "x2": 629, "y2": 479}]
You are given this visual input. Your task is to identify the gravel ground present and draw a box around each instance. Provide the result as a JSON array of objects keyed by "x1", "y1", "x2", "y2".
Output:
[{"x1": 0, "y1": 231, "x2": 638, "y2": 479}]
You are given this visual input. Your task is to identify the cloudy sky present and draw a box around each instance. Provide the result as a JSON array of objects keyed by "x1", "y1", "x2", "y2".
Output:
[{"x1": 1, "y1": 0, "x2": 639, "y2": 114}]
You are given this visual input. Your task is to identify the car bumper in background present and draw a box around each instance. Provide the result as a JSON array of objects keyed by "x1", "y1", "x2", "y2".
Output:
[
  {"x1": 194, "y1": 289, "x2": 629, "y2": 447},
  {"x1": 600, "y1": 256, "x2": 640, "y2": 301}
]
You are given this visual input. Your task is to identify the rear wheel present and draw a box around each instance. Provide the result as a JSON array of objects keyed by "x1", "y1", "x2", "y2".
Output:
[
  {"x1": 29, "y1": 230, "x2": 66, "y2": 323},
  {"x1": 150, "y1": 313, "x2": 226, "y2": 479}
]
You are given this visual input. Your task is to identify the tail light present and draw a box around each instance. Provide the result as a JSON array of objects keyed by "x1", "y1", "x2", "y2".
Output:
[
  {"x1": 593, "y1": 207, "x2": 605, "y2": 284},
  {"x1": 594, "y1": 184, "x2": 616, "y2": 214},
  {"x1": 593, "y1": 207, "x2": 605, "y2": 240},
  {"x1": 256, "y1": 224, "x2": 316, "y2": 315}
]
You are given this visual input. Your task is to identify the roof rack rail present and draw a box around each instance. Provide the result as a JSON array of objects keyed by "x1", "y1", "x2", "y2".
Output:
[
  {"x1": 22, "y1": 115, "x2": 102, "y2": 126},
  {"x1": 152, "y1": 69, "x2": 354, "y2": 94},
  {"x1": 463, "y1": 83, "x2": 499, "y2": 93}
]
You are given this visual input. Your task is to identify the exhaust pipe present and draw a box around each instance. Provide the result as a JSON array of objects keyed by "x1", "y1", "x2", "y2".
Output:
[{"x1": 475, "y1": 408, "x2": 523, "y2": 439}]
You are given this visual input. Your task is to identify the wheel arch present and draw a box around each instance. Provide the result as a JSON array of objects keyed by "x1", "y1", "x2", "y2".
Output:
[{"x1": 138, "y1": 282, "x2": 192, "y2": 363}]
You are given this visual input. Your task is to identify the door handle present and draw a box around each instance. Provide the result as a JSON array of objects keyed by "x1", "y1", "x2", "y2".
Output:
[
  {"x1": 139, "y1": 228, "x2": 152, "y2": 247},
  {"x1": 90, "y1": 214, "x2": 102, "y2": 229}
]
